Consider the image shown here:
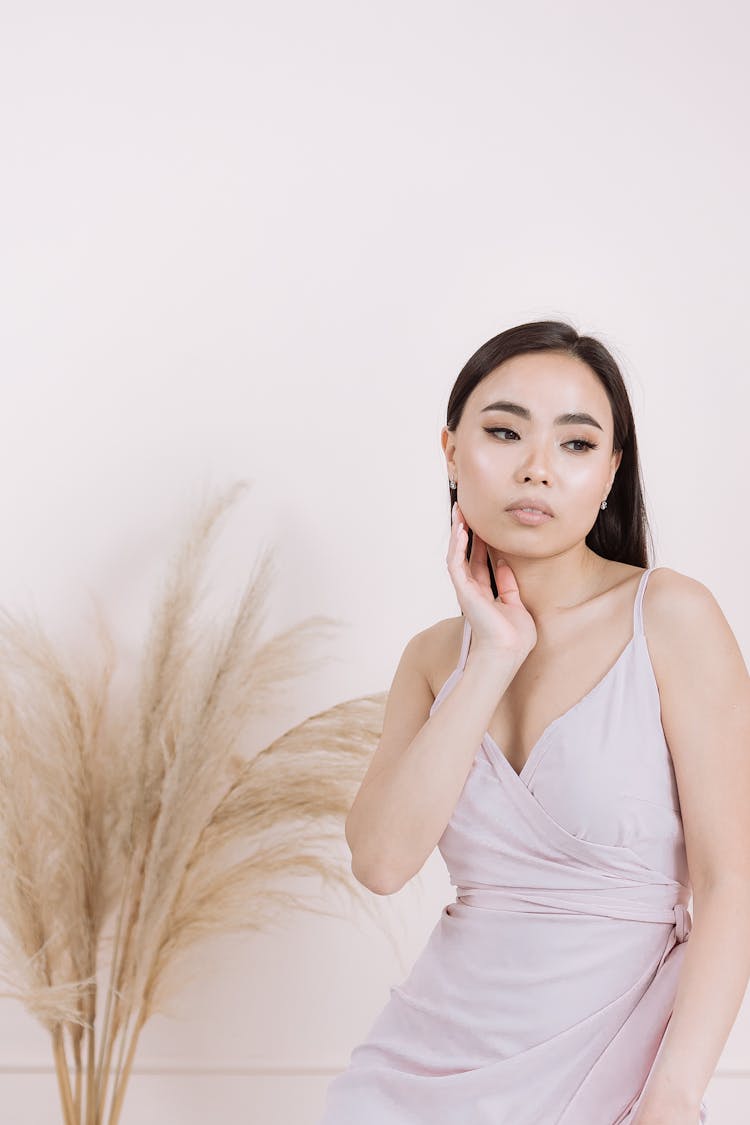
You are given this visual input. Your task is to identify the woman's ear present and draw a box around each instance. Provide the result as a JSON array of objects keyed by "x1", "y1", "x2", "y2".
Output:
[{"x1": 608, "y1": 448, "x2": 623, "y2": 486}]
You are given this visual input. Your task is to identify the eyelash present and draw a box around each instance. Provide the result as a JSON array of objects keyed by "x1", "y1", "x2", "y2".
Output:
[{"x1": 485, "y1": 427, "x2": 598, "y2": 452}]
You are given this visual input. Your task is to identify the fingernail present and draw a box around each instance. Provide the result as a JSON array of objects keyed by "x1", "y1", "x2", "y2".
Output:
[{"x1": 452, "y1": 501, "x2": 457, "y2": 522}]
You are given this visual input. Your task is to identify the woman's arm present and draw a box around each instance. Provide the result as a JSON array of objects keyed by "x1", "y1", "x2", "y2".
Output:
[
  {"x1": 346, "y1": 626, "x2": 519, "y2": 894},
  {"x1": 634, "y1": 569, "x2": 750, "y2": 1122}
]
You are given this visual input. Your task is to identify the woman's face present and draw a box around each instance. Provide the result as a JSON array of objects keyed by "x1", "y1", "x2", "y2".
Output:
[{"x1": 442, "y1": 351, "x2": 623, "y2": 559}]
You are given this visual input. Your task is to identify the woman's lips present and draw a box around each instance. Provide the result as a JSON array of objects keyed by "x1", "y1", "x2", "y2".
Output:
[{"x1": 506, "y1": 508, "x2": 553, "y2": 526}]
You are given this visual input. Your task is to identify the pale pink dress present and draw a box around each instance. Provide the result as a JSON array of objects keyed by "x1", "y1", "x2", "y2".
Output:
[{"x1": 318, "y1": 567, "x2": 709, "y2": 1124}]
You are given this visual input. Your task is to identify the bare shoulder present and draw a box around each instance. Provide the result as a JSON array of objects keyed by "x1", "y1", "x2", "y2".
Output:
[
  {"x1": 643, "y1": 565, "x2": 747, "y2": 689},
  {"x1": 352, "y1": 617, "x2": 462, "y2": 809},
  {"x1": 413, "y1": 615, "x2": 466, "y2": 700},
  {"x1": 644, "y1": 565, "x2": 728, "y2": 626}
]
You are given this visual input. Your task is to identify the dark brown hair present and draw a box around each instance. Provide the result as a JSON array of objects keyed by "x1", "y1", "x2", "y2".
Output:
[{"x1": 446, "y1": 320, "x2": 653, "y2": 594}]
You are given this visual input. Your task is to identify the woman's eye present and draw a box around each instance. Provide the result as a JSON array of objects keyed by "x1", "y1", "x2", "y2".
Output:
[
  {"x1": 484, "y1": 428, "x2": 597, "y2": 452},
  {"x1": 486, "y1": 427, "x2": 519, "y2": 441}
]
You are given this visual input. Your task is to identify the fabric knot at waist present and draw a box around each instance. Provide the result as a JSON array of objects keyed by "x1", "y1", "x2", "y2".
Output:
[
  {"x1": 454, "y1": 883, "x2": 693, "y2": 943},
  {"x1": 672, "y1": 901, "x2": 692, "y2": 942}
]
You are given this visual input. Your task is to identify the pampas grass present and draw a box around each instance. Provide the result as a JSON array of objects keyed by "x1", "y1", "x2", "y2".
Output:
[{"x1": 0, "y1": 480, "x2": 390, "y2": 1124}]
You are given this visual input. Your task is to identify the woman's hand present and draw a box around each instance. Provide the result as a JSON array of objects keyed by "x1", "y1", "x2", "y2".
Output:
[{"x1": 446, "y1": 500, "x2": 537, "y2": 665}]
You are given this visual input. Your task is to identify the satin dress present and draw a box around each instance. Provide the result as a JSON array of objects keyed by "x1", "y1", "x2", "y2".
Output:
[{"x1": 318, "y1": 567, "x2": 709, "y2": 1124}]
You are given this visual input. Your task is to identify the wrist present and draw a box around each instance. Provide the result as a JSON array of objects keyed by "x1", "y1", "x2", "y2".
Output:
[{"x1": 465, "y1": 646, "x2": 522, "y2": 678}]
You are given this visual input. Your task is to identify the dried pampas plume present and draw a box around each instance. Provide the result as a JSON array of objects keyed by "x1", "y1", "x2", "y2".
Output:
[{"x1": 0, "y1": 480, "x2": 391, "y2": 1125}]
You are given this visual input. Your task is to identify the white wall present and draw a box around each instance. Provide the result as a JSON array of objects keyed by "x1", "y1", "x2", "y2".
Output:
[{"x1": 0, "y1": 1, "x2": 748, "y2": 1121}]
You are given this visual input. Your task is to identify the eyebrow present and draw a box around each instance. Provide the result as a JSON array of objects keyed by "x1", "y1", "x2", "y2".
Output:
[{"x1": 479, "y1": 399, "x2": 604, "y2": 432}]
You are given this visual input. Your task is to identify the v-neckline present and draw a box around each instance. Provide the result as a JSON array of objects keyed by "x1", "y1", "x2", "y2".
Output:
[
  {"x1": 454, "y1": 566, "x2": 653, "y2": 786},
  {"x1": 482, "y1": 632, "x2": 637, "y2": 784}
]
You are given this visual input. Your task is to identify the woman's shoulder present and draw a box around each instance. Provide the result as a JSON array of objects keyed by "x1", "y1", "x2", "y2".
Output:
[
  {"x1": 643, "y1": 565, "x2": 726, "y2": 635},
  {"x1": 597, "y1": 562, "x2": 706, "y2": 608},
  {"x1": 413, "y1": 615, "x2": 467, "y2": 701},
  {"x1": 415, "y1": 567, "x2": 722, "y2": 701},
  {"x1": 642, "y1": 565, "x2": 720, "y2": 626},
  {"x1": 641, "y1": 566, "x2": 739, "y2": 705},
  {"x1": 641, "y1": 567, "x2": 747, "y2": 790}
]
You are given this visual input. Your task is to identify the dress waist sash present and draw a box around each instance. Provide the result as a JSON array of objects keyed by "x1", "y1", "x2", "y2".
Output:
[{"x1": 454, "y1": 883, "x2": 693, "y2": 943}]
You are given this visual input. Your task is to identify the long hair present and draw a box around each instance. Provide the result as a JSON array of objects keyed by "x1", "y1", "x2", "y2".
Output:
[{"x1": 445, "y1": 320, "x2": 653, "y2": 596}]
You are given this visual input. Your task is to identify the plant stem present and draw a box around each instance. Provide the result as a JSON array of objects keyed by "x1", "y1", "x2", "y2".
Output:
[
  {"x1": 106, "y1": 1009, "x2": 145, "y2": 1125},
  {"x1": 52, "y1": 1025, "x2": 77, "y2": 1125},
  {"x1": 93, "y1": 844, "x2": 137, "y2": 1107},
  {"x1": 72, "y1": 1028, "x2": 82, "y2": 1123},
  {"x1": 108, "y1": 994, "x2": 138, "y2": 1121},
  {"x1": 74, "y1": 1063, "x2": 82, "y2": 1122},
  {"x1": 85, "y1": 1005, "x2": 97, "y2": 1125},
  {"x1": 99, "y1": 994, "x2": 139, "y2": 1125}
]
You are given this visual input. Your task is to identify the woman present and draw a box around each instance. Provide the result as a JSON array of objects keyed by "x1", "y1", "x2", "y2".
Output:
[{"x1": 318, "y1": 320, "x2": 750, "y2": 1124}]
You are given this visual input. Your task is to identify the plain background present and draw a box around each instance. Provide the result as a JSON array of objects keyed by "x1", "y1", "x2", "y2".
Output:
[{"x1": 1, "y1": 1, "x2": 748, "y2": 1122}]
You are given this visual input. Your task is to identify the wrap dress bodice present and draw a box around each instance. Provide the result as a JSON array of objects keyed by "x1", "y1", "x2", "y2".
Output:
[{"x1": 318, "y1": 566, "x2": 709, "y2": 1124}]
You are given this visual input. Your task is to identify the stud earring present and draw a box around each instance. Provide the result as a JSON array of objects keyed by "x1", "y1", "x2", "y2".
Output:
[
  {"x1": 449, "y1": 476, "x2": 457, "y2": 491},
  {"x1": 600, "y1": 499, "x2": 608, "y2": 510}
]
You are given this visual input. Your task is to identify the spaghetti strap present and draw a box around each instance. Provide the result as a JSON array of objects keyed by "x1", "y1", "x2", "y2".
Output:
[{"x1": 633, "y1": 567, "x2": 654, "y2": 637}]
